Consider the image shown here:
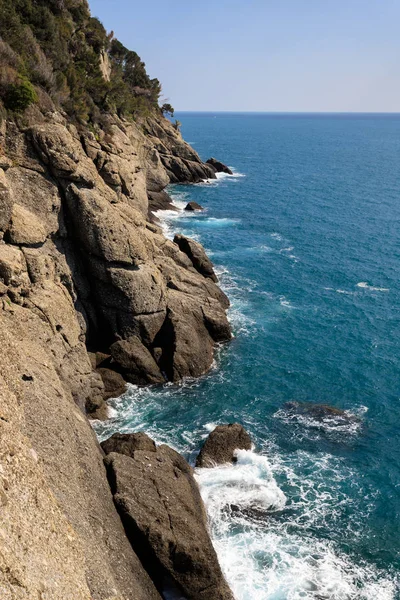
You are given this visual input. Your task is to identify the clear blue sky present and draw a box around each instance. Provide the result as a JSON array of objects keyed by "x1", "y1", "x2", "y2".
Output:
[{"x1": 89, "y1": 0, "x2": 400, "y2": 112}]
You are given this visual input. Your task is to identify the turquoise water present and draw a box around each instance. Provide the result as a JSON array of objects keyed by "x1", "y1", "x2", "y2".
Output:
[{"x1": 96, "y1": 113, "x2": 400, "y2": 599}]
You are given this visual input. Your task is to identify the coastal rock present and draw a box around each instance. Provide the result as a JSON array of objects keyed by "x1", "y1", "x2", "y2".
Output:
[
  {"x1": 185, "y1": 201, "x2": 204, "y2": 211},
  {"x1": 6, "y1": 203, "x2": 47, "y2": 246},
  {"x1": 110, "y1": 336, "x2": 166, "y2": 385},
  {"x1": 105, "y1": 443, "x2": 234, "y2": 600},
  {"x1": 97, "y1": 367, "x2": 127, "y2": 399},
  {"x1": 174, "y1": 234, "x2": 218, "y2": 282},
  {"x1": 148, "y1": 190, "x2": 178, "y2": 213},
  {"x1": 101, "y1": 431, "x2": 156, "y2": 457},
  {"x1": 155, "y1": 290, "x2": 228, "y2": 381},
  {"x1": 206, "y1": 158, "x2": 233, "y2": 175},
  {"x1": 196, "y1": 424, "x2": 252, "y2": 468},
  {"x1": 284, "y1": 401, "x2": 360, "y2": 425}
]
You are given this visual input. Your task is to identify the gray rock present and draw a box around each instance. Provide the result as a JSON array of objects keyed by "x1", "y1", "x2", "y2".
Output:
[
  {"x1": 110, "y1": 336, "x2": 165, "y2": 385},
  {"x1": 101, "y1": 432, "x2": 156, "y2": 457},
  {"x1": 185, "y1": 201, "x2": 204, "y2": 211},
  {"x1": 105, "y1": 444, "x2": 234, "y2": 600},
  {"x1": 196, "y1": 424, "x2": 252, "y2": 468},
  {"x1": 206, "y1": 158, "x2": 233, "y2": 175},
  {"x1": 97, "y1": 367, "x2": 127, "y2": 400},
  {"x1": 174, "y1": 234, "x2": 217, "y2": 282}
]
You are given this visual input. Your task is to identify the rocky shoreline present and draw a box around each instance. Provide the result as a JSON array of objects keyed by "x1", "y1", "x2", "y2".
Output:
[{"x1": 0, "y1": 103, "x2": 239, "y2": 599}]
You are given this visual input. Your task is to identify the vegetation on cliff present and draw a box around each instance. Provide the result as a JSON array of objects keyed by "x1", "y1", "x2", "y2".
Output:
[{"x1": 0, "y1": 0, "x2": 164, "y2": 122}]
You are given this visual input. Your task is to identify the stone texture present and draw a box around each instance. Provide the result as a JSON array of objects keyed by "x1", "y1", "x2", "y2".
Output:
[
  {"x1": 110, "y1": 336, "x2": 165, "y2": 385},
  {"x1": 0, "y1": 308, "x2": 161, "y2": 600},
  {"x1": 101, "y1": 432, "x2": 156, "y2": 457},
  {"x1": 196, "y1": 424, "x2": 252, "y2": 468},
  {"x1": 105, "y1": 444, "x2": 234, "y2": 600},
  {"x1": 7, "y1": 203, "x2": 47, "y2": 246},
  {"x1": 97, "y1": 367, "x2": 127, "y2": 400},
  {"x1": 174, "y1": 234, "x2": 218, "y2": 282}
]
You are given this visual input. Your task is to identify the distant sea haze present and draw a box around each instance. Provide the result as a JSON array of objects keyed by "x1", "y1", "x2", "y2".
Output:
[{"x1": 96, "y1": 112, "x2": 400, "y2": 599}]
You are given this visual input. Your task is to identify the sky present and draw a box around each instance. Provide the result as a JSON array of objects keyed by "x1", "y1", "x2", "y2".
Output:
[{"x1": 89, "y1": 0, "x2": 400, "y2": 112}]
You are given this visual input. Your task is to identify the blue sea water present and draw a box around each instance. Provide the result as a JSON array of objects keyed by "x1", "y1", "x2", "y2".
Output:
[{"x1": 96, "y1": 113, "x2": 400, "y2": 599}]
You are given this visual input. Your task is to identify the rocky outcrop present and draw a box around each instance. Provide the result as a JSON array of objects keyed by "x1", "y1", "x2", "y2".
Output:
[
  {"x1": 97, "y1": 367, "x2": 127, "y2": 400},
  {"x1": 143, "y1": 118, "x2": 217, "y2": 183},
  {"x1": 104, "y1": 439, "x2": 234, "y2": 600},
  {"x1": 206, "y1": 158, "x2": 233, "y2": 175},
  {"x1": 174, "y1": 233, "x2": 218, "y2": 282},
  {"x1": 185, "y1": 201, "x2": 204, "y2": 211},
  {"x1": 101, "y1": 432, "x2": 156, "y2": 456},
  {"x1": 196, "y1": 424, "x2": 252, "y2": 467},
  {"x1": 110, "y1": 336, "x2": 166, "y2": 385},
  {"x1": 0, "y1": 107, "x2": 232, "y2": 597}
]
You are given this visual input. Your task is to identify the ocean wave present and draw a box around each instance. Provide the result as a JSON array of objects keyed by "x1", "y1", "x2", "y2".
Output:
[
  {"x1": 195, "y1": 448, "x2": 398, "y2": 600},
  {"x1": 356, "y1": 282, "x2": 390, "y2": 292}
]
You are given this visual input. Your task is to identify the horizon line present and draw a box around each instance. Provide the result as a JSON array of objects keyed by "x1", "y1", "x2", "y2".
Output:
[{"x1": 173, "y1": 110, "x2": 400, "y2": 115}]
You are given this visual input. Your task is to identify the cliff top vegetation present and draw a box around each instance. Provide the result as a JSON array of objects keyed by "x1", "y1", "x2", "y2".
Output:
[{"x1": 0, "y1": 0, "x2": 166, "y2": 124}]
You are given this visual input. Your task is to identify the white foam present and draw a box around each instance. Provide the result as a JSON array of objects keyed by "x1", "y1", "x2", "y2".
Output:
[
  {"x1": 195, "y1": 449, "x2": 398, "y2": 600},
  {"x1": 195, "y1": 450, "x2": 287, "y2": 530},
  {"x1": 356, "y1": 282, "x2": 389, "y2": 292}
]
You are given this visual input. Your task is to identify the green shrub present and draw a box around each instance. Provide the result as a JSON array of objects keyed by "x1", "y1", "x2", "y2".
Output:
[{"x1": 4, "y1": 78, "x2": 37, "y2": 112}]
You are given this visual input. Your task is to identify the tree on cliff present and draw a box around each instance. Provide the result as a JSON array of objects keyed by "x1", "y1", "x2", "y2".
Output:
[
  {"x1": 0, "y1": 0, "x2": 165, "y2": 123},
  {"x1": 161, "y1": 103, "x2": 174, "y2": 118}
]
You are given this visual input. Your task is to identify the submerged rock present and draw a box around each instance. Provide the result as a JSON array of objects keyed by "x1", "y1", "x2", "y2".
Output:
[
  {"x1": 206, "y1": 158, "x2": 233, "y2": 175},
  {"x1": 284, "y1": 401, "x2": 360, "y2": 425},
  {"x1": 105, "y1": 442, "x2": 233, "y2": 600},
  {"x1": 196, "y1": 423, "x2": 252, "y2": 468},
  {"x1": 185, "y1": 201, "x2": 204, "y2": 211}
]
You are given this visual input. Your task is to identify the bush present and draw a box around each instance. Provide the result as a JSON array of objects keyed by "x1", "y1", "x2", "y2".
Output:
[{"x1": 4, "y1": 78, "x2": 38, "y2": 112}]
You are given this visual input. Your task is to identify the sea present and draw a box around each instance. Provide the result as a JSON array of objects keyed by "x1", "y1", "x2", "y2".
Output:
[{"x1": 95, "y1": 112, "x2": 400, "y2": 600}]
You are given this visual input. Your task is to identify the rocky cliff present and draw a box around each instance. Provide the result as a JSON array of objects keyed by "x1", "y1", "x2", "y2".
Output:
[
  {"x1": 0, "y1": 1, "x2": 234, "y2": 596},
  {"x1": 0, "y1": 105, "x2": 233, "y2": 598}
]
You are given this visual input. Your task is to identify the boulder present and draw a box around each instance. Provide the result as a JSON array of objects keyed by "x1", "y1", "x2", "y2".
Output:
[
  {"x1": 185, "y1": 201, "x2": 204, "y2": 211},
  {"x1": 173, "y1": 234, "x2": 217, "y2": 282},
  {"x1": 7, "y1": 203, "x2": 47, "y2": 246},
  {"x1": 110, "y1": 335, "x2": 165, "y2": 385},
  {"x1": 105, "y1": 443, "x2": 233, "y2": 600},
  {"x1": 196, "y1": 424, "x2": 252, "y2": 468},
  {"x1": 206, "y1": 158, "x2": 233, "y2": 175},
  {"x1": 148, "y1": 190, "x2": 178, "y2": 213},
  {"x1": 97, "y1": 367, "x2": 127, "y2": 400},
  {"x1": 101, "y1": 432, "x2": 156, "y2": 457}
]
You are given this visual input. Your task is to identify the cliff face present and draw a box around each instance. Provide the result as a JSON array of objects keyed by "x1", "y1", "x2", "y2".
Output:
[
  {"x1": 0, "y1": 0, "x2": 234, "y2": 595},
  {"x1": 0, "y1": 105, "x2": 231, "y2": 598}
]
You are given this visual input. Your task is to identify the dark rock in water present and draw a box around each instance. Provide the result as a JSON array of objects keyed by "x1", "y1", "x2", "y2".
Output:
[
  {"x1": 105, "y1": 443, "x2": 233, "y2": 600},
  {"x1": 148, "y1": 190, "x2": 178, "y2": 215},
  {"x1": 185, "y1": 201, "x2": 203, "y2": 211},
  {"x1": 110, "y1": 336, "x2": 166, "y2": 385},
  {"x1": 174, "y1": 234, "x2": 217, "y2": 282},
  {"x1": 196, "y1": 423, "x2": 252, "y2": 468},
  {"x1": 206, "y1": 158, "x2": 233, "y2": 175},
  {"x1": 101, "y1": 432, "x2": 156, "y2": 457},
  {"x1": 284, "y1": 401, "x2": 359, "y2": 424},
  {"x1": 97, "y1": 367, "x2": 127, "y2": 400}
]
